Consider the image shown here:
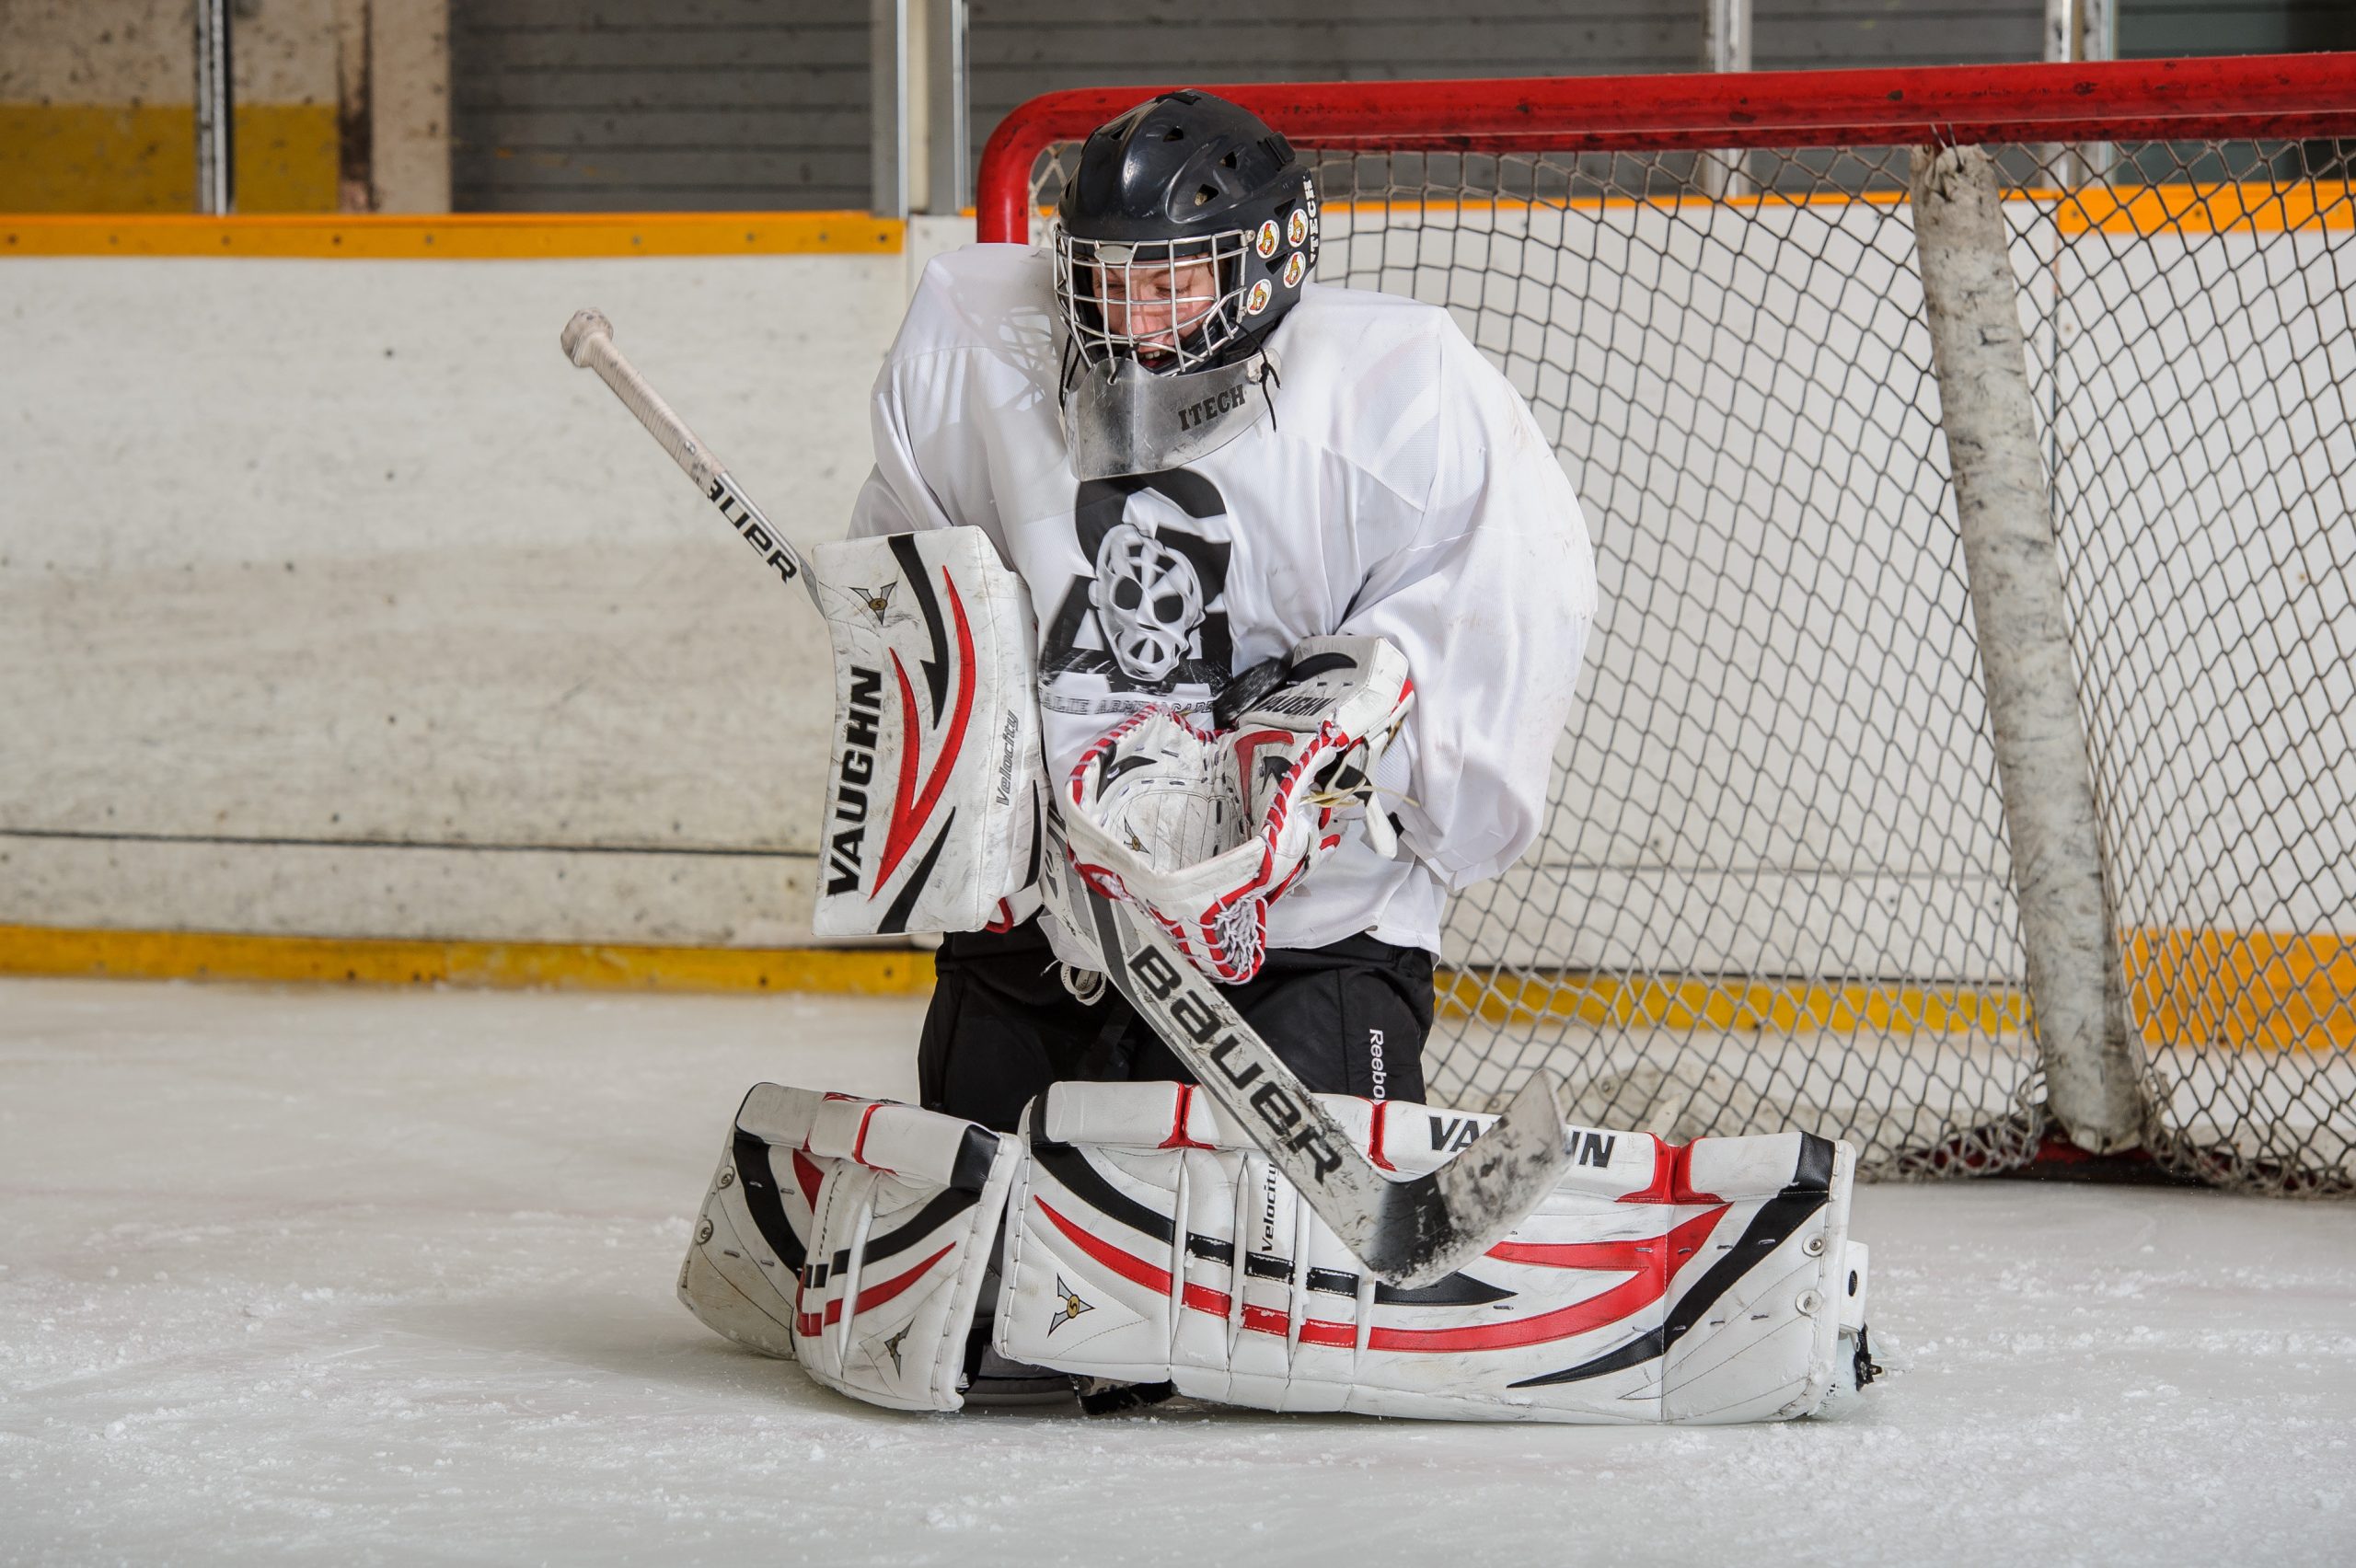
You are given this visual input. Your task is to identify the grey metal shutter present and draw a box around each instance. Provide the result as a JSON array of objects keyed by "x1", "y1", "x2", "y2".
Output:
[
  {"x1": 450, "y1": 0, "x2": 871, "y2": 213},
  {"x1": 1752, "y1": 1, "x2": 2048, "y2": 69},
  {"x1": 967, "y1": 0, "x2": 1704, "y2": 189}
]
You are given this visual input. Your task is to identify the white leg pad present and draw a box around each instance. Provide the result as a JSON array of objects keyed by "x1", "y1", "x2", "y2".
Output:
[
  {"x1": 997, "y1": 1082, "x2": 1865, "y2": 1424},
  {"x1": 677, "y1": 1084, "x2": 1020, "y2": 1412}
]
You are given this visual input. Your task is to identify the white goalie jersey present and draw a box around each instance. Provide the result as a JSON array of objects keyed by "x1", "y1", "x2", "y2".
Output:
[{"x1": 847, "y1": 244, "x2": 1598, "y2": 959}]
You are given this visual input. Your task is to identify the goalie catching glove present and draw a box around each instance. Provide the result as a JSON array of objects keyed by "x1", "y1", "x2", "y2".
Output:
[
  {"x1": 1053, "y1": 636, "x2": 1415, "y2": 983},
  {"x1": 678, "y1": 1082, "x2": 1874, "y2": 1424}
]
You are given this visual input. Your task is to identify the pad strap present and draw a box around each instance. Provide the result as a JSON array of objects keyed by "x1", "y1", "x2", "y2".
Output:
[
  {"x1": 997, "y1": 1082, "x2": 1865, "y2": 1424},
  {"x1": 677, "y1": 1085, "x2": 1019, "y2": 1412}
]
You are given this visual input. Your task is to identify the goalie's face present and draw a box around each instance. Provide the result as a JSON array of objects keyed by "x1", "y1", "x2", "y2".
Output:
[
  {"x1": 1056, "y1": 233, "x2": 1248, "y2": 375},
  {"x1": 1096, "y1": 256, "x2": 1220, "y2": 363}
]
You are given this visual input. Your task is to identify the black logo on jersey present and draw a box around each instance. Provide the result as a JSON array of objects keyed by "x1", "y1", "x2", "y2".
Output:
[{"x1": 1041, "y1": 469, "x2": 1232, "y2": 697}]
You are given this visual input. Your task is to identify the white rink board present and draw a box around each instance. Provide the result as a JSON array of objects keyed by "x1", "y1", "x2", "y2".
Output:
[
  {"x1": 3, "y1": 977, "x2": 2353, "y2": 1568},
  {"x1": 6, "y1": 202, "x2": 2352, "y2": 968},
  {"x1": 1, "y1": 253, "x2": 903, "y2": 944}
]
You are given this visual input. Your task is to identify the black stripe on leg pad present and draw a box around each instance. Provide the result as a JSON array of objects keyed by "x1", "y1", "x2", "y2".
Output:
[
  {"x1": 1792, "y1": 1133, "x2": 1837, "y2": 1193},
  {"x1": 948, "y1": 1123, "x2": 1002, "y2": 1194},
  {"x1": 1375, "y1": 1272, "x2": 1515, "y2": 1307},
  {"x1": 1186, "y1": 1235, "x2": 1235, "y2": 1266},
  {"x1": 730, "y1": 1131, "x2": 808, "y2": 1274},
  {"x1": 862, "y1": 1186, "x2": 983, "y2": 1265},
  {"x1": 1030, "y1": 1138, "x2": 1177, "y2": 1246}
]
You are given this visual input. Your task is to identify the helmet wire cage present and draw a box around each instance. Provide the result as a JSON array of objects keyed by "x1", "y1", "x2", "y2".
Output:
[{"x1": 1054, "y1": 229, "x2": 1260, "y2": 377}]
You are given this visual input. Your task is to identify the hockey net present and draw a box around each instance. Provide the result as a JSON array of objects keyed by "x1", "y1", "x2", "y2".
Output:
[{"x1": 983, "y1": 57, "x2": 2356, "y2": 1194}]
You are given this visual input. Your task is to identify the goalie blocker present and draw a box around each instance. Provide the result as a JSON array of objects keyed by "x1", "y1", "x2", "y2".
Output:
[
  {"x1": 809, "y1": 527, "x2": 1046, "y2": 938},
  {"x1": 678, "y1": 1082, "x2": 1874, "y2": 1424}
]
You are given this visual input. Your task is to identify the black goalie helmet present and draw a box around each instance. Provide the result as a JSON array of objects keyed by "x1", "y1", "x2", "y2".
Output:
[{"x1": 1052, "y1": 91, "x2": 1320, "y2": 479}]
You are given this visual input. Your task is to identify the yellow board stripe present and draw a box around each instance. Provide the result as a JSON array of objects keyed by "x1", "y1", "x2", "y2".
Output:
[
  {"x1": 0, "y1": 212, "x2": 905, "y2": 259},
  {"x1": 1436, "y1": 969, "x2": 2030, "y2": 1036},
  {"x1": 2053, "y1": 180, "x2": 2356, "y2": 236},
  {"x1": 0, "y1": 923, "x2": 934, "y2": 995},
  {"x1": 1049, "y1": 180, "x2": 2355, "y2": 234},
  {"x1": 1441, "y1": 934, "x2": 2354, "y2": 1052},
  {"x1": 4, "y1": 922, "x2": 2344, "y2": 1050},
  {"x1": 2123, "y1": 929, "x2": 2356, "y2": 1054}
]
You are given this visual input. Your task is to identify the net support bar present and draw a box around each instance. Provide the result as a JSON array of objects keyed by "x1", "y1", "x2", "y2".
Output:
[{"x1": 1909, "y1": 144, "x2": 2145, "y2": 1154}]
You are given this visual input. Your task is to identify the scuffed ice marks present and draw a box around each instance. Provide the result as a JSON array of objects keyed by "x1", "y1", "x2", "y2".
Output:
[{"x1": 1, "y1": 977, "x2": 2353, "y2": 1566}]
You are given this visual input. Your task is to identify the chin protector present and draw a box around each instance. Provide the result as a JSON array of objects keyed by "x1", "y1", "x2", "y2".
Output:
[
  {"x1": 677, "y1": 1085, "x2": 1019, "y2": 1412},
  {"x1": 996, "y1": 1082, "x2": 1866, "y2": 1424},
  {"x1": 811, "y1": 526, "x2": 1046, "y2": 937},
  {"x1": 1058, "y1": 349, "x2": 1276, "y2": 481}
]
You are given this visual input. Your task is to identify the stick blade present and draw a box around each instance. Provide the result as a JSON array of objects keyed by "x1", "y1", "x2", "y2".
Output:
[{"x1": 1342, "y1": 1071, "x2": 1570, "y2": 1288}]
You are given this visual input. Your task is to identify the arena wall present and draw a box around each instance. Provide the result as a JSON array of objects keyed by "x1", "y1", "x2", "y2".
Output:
[
  {"x1": 2, "y1": 219, "x2": 938, "y2": 949},
  {"x1": 5, "y1": 205, "x2": 2348, "y2": 996}
]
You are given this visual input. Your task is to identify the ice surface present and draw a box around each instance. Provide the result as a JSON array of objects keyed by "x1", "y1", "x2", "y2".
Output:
[{"x1": 3, "y1": 976, "x2": 2352, "y2": 1567}]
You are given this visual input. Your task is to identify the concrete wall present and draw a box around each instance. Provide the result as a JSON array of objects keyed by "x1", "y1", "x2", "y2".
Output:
[
  {"x1": 0, "y1": 0, "x2": 446, "y2": 213},
  {"x1": 359, "y1": 1, "x2": 452, "y2": 213}
]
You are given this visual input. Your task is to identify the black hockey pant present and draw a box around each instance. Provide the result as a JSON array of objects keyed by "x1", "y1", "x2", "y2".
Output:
[{"x1": 918, "y1": 917, "x2": 1434, "y2": 1133}]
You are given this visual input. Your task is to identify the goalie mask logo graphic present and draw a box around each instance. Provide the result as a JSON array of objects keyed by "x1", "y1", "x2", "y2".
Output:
[
  {"x1": 1091, "y1": 523, "x2": 1204, "y2": 684},
  {"x1": 1042, "y1": 467, "x2": 1232, "y2": 702}
]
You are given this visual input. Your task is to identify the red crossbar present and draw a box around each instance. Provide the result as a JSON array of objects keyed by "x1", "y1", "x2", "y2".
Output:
[{"x1": 977, "y1": 52, "x2": 2356, "y2": 241}]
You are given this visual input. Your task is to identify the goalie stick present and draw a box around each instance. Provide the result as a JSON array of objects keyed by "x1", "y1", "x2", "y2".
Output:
[
  {"x1": 558, "y1": 306, "x2": 1573, "y2": 1286},
  {"x1": 560, "y1": 308, "x2": 821, "y2": 612}
]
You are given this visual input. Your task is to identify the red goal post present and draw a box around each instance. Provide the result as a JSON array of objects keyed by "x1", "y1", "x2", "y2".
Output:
[
  {"x1": 975, "y1": 55, "x2": 2356, "y2": 1196},
  {"x1": 976, "y1": 54, "x2": 2356, "y2": 244}
]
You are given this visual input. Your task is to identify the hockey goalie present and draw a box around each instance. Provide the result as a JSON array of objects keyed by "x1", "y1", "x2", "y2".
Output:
[{"x1": 672, "y1": 90, "x2": 1875, "y2": 1422}]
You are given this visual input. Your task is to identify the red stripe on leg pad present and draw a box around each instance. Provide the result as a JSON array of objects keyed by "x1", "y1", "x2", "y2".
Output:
[
  {"x1": 1159, "y1": 1083, "x2": 1216, "y2": 1150},
  {"x1": 791, "y1": 1149, "x2": 826, "y2": 1209},
  {"x1": 1034, "y1": 1191, "x2": 1731, "y2": 1358},
  {"x1": 1037, "y1": 1195, "x2": 1241, "y2": 1316},
  {"x1": 1037, "y1": 1195, "x2": 1173, "y2": 1294},
  {"x1": 795, "y1": 1242, "x2": 955, "y2": 1337},
  {"x1": 1373, "y1": 1207, "x2": 1727, "y2": 1354}
]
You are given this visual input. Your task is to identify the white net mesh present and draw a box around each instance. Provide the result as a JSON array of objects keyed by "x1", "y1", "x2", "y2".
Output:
[{"x1": 1028, "y1": 136, "x2": 2356, "y2": 1192}]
